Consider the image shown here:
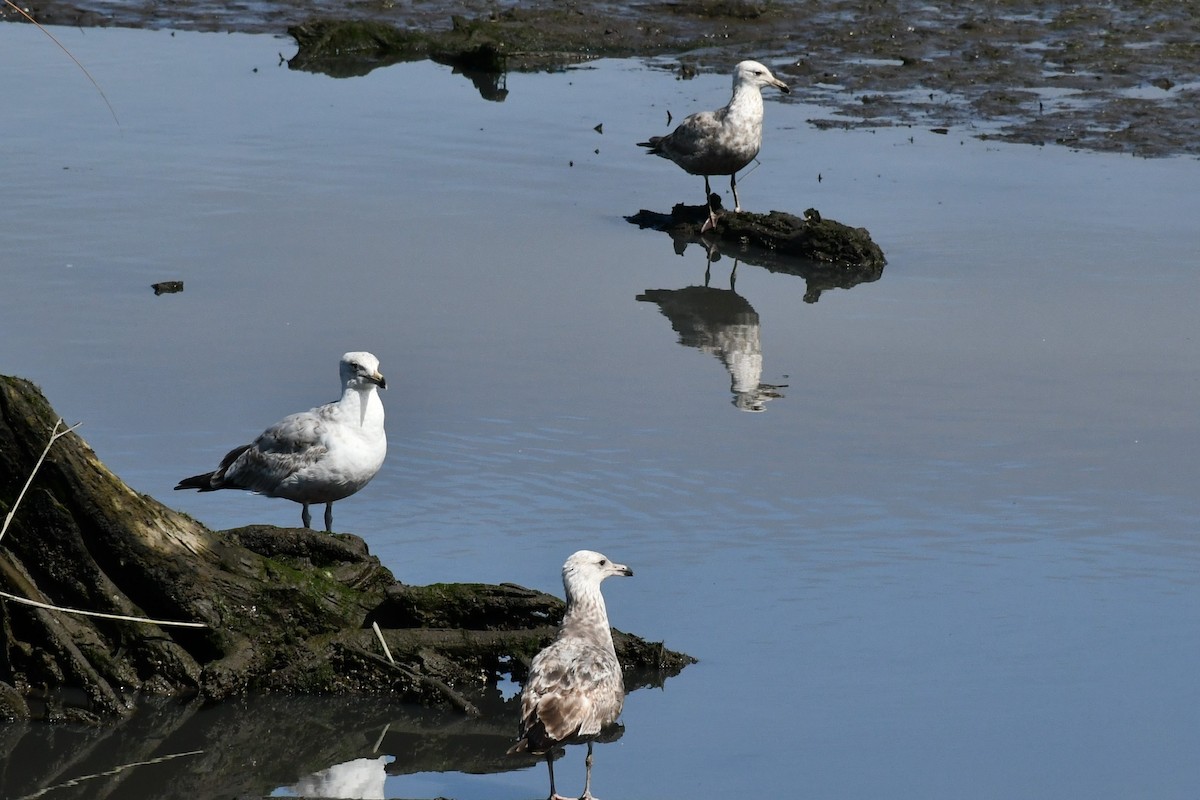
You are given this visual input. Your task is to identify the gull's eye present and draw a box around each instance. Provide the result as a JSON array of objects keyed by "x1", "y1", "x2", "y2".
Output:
[{"x1": 598, "y1": 558, "x2": 607, "y2": 566}]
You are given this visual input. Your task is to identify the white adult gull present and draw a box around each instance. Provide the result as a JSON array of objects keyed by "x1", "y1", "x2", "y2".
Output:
[
  {"x1": 174, "y1": 351, "x2": 387, "y2": 533},
  {"x1": 508, "y1": 550, "x2": 633, "y2": 800},
  {"x1": 639, "y1": 59, "x2": 790, "y2": 230}
]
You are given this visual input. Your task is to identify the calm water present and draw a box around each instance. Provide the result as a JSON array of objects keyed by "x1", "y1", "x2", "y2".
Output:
[{"x1": 2, "y1": 23, "x2": 1199, "y2": 800}]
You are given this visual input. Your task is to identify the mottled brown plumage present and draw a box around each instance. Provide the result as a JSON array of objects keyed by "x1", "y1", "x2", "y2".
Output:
[
  {"x1": 639, "y1": 60, "x2": 790, "y2": 229},
  {"x1": 509, "y1": 550, "x2": 633, "y2": 800}
]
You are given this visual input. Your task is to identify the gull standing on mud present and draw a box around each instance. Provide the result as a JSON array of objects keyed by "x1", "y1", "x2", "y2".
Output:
[
  {"x1": 509, "y1": 550, "x2": 633, "y2": 800},
  {"x1": 639, "y1": 59, "x2": 790, "y2": 230},
  {"x1": 175, "y1": 351, "x2": 387, "y2": 533}
]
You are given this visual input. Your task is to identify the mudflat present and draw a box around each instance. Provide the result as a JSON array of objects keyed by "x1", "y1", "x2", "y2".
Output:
[{"x1": 6, "y1": 0, "x2": 1198, "y2": 157}]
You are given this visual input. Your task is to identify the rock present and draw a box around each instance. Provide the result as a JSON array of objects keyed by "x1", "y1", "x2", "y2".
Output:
[
  {"x1": 0, "y1": 375, "x2": 693, "y2": 721},
  {"x1": 629, "y1": 202, "x2": 886, "y2": 266},
  {"x1": 627, "y1": 203, "x2": 886, "y2": 302}
]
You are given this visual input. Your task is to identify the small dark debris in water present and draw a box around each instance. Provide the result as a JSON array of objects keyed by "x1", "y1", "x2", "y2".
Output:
[
  {"x1": 667, "y1": 110, "x2": 673, "y2": 125},
  {"x1": 1150, "y1": 76, "x2": 1174, "y2": 91},
  {"x1": 569, "y1": 160, "x2": 574, "y2": 167},
  {"x1": 252, "y1": 67, "x2": 258, "y2": 73},
  {"x1": 594, "y1": 148, "x2": 600, "y2": 154},
  {"x1": 594, "y1": 123, "x2": 603, "y2": 134},
  {"x1": 152, "y1": 281, "x2": 184, "y2": 295},
  {"x1": 931, "y1": 127, "x2": 949, "y2": 134}
]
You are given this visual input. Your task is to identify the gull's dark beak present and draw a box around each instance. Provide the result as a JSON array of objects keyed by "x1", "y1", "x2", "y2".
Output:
[
  {"x1": 370, "y1": 371, "x2": 387, "y2": 390},
  {"x1": 776, "y1": 79, "x2": 791, "y2": 95}
]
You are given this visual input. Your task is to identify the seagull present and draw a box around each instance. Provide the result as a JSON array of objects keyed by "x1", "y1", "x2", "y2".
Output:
[
  {"x1": 174, "y1": 351, "x2": 387, "y2": 533},
  {"x1": 639, "y1": 59, "x2": 790, "y2": 230},
  {"x1": 508, "y1": 550, "x2": 633, "y2": 800}
]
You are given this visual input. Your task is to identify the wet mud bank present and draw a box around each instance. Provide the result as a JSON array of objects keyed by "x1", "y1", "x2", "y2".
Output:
[
  {"x1": 0, "y1": 375, "x2": 692, "y2": 723},
  {"x1": 5, "y1": 0, "x2": 1199, "y2": 157}
]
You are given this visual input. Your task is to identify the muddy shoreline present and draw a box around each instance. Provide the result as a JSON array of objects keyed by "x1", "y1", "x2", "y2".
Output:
[{"x1": 6, "y1": 0, "x2": 1199, "y2": 157}]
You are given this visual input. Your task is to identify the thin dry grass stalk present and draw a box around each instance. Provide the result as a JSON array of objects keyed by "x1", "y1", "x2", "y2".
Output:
[{"x1": 3, "y1": 0, "x2": 120, "y2": 126}]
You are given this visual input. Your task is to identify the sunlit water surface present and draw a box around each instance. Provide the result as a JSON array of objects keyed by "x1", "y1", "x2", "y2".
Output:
[{"x1": 2, "y1": 23, "x2": 1199, "y2": 800}]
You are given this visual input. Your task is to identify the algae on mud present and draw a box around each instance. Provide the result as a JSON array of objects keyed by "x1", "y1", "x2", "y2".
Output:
[
  {"x1": 5, "y1": 0, "x2": 1198, "y2": 157},
  {"x1": 0, "y1": 375, "x2": 692, "y2": 722}
]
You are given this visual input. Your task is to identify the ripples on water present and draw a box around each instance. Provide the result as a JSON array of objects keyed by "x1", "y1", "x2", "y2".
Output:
[{"x1": 1, "y1": 23, "x2": 1198, "y2": 800}]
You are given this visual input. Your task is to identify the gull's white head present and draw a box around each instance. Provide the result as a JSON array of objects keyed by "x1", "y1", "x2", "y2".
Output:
[
  {"x1": 562, "y1": 550, "x2": 633, "y2": 591},
  {"x1": 733, "y1": 60, "x2": 791, "y2": 95},
  {"x1": 340, "y1": 351, "x2": 387, "y2": 391}
]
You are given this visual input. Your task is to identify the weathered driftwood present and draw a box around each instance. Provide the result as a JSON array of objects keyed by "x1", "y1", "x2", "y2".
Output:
[
  {"x1": 627, "y1": 201, "x2": 887, "y2": 302},
  {"x1": 0, "y1": 375, "x2": 693, "y2": 723}
]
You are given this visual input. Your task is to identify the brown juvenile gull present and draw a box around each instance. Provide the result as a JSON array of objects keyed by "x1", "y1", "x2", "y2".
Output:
[
  {"x1": 174, "y1": 351, "x2": 387, "y2": 533},
  {"x1": 508, "y1": 550, "x2": 634, "y2": 800},
  {"x1": 639, "y1": 59, "x2": 790, "y2": 230}
]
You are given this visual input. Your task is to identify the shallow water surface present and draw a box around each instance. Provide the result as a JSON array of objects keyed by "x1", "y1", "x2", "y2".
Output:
[{"x1": 1, "y1": 24, "x2": 1199, "y2": 800}]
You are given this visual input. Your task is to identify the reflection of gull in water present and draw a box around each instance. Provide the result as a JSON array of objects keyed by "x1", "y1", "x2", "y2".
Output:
[
  {"x1": 508, "y1": 550, "x2": 632, "y2": 800},
  {"x1": 639, "y1": 60, "x2": 790, "y2": 230},
  {"x1": 174, "y1": 351, "x2": 387, "y2": 532},
  {"x1": 289, "y1": 755, "x2": 392, "y2": 799},
  {"x1": 638, "y1": 272, "x2": 785, "y2": 412}
]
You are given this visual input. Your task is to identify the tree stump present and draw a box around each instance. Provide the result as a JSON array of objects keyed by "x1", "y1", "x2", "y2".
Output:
[{"x1": 0, "y1": 375, "x2": 693, "y2": 722}]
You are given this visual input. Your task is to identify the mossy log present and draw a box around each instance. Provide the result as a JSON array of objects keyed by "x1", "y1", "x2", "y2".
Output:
[
  {"x1": 628, "y1": 202, "x2": 887, "y2": 302},
  {"x1": 0, "y1": 375, "x2": 693, "y2": 723}
]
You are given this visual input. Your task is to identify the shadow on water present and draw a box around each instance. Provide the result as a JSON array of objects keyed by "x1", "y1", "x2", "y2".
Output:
[
  {"x1": 0, "y1": 662, "x2": 670, "y2": 800},
  {"x1": 285, "y1": 22, "x2": 509, "y2": 101},
  {"x1": 638, "y1": 253, "x2": 787, "y2": 413},
  {"x1": 0, "y1": 694, "x2": 527, "y2": 799},
  {"x1": 289, "y1": 53, "x2": 508, "y2": 101},
  {"x1": 634, "y1": 203, "x2": 885, "y2": 411}
]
